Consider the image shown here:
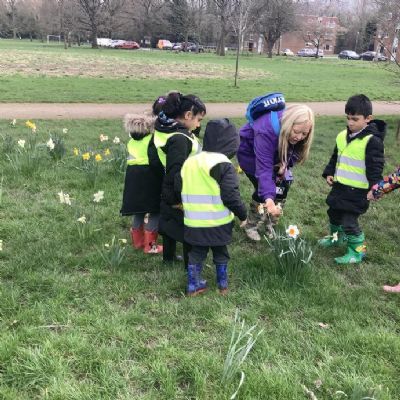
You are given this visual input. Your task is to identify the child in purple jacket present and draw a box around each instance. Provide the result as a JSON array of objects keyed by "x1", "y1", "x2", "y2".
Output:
[{"x1": 237, "y1": 104, "x2": 315, "y2": 240}]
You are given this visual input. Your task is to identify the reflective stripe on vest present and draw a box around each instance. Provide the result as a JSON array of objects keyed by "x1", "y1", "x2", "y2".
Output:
[
  {"x1": 126, "y1": 135, "x2": 151, "y2": 166},
  {"x1": 153, "y1": 130, "x2": 201, "y2": 168},
  {"x1": 181, "y1": 152, "x2": 234, "y2": 228},
  {"x1": 334, "y1": 129, "x2": 372, "y2": 189}
]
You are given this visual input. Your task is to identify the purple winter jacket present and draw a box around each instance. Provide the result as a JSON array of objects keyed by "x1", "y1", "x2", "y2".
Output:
[{"x1": 237, "y1": 111, "x2": 298, "y2": 201}]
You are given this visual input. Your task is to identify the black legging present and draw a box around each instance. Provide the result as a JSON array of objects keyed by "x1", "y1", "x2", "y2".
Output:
[{"x1": 162, "y1": 234, "x2": 191, "y2": 267}]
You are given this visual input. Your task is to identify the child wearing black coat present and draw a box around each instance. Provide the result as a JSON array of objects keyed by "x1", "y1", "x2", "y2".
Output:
[{"x1": 179, "y1": 119, "x2": 247, "y2": 295}]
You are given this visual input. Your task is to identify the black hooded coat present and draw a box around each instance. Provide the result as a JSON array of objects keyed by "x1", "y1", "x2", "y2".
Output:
[
  {"x1": 148, "y1": 115, "x2": 199, "y2": 242},
  {"x1": 322, "y1": 119, "x2": 386, "y2": 214},
  {"x1": 177, "y1": 118, "x2": 247, "y2": 246}
]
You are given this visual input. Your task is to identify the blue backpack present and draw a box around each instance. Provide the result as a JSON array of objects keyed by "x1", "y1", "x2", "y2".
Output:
[{"x1": 245, "y1": 92, "x2": 285, "y2": 136}]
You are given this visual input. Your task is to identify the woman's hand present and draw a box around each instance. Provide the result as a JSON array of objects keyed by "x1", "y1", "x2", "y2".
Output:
[{"x1": 264, "y1": 199, "x2": 282, "y2": 217}]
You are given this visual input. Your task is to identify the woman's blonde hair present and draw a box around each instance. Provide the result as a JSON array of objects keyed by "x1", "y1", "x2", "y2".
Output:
[
  {"x1": 279, "y1": 104, "x2": 314, "y2": 165},
  {"x1": 123, "y1": 114, "x2": 155, "y2": 138}
]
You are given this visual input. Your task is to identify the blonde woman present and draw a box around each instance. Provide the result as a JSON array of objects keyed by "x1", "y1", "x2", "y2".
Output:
[{"x1": 237, "y1": 104, "x2": 315, "y2": 240}]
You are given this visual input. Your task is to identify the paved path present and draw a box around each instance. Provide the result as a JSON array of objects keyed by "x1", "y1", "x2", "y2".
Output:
[{"x1": 1, "y1": 101, "x2": 399, "y2": 119}]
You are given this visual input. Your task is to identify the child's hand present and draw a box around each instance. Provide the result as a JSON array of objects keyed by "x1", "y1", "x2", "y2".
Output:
[
  {"x1": 367, "y1": 190, "x2": 375, "y2": 201},
  {"x1": 240, "y1": 219, "x2": 247, "y2": 228},
  {"x1": 326, "y1": 176, "x2": 334, "y2": 186}
]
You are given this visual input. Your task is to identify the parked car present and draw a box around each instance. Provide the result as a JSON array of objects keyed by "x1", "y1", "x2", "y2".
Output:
[
  {"x1": 110, "y1": 40, "x2": 126, "y2": 48},
  {"x1": 97, "y1": 38, "x2": 113, "y2": 47},
  {"x1": 182, "y1": 42, "x2": 204, "y2": 53},
  {"x1": 359, "y1": 51, "x2": 387, "y2": 61},
  {"x1": 172, "y1": 42, "x2": 182, "y2": 51},
  {"x1": 338, "y1": 50, "x2": 360, "y2": 60},
  {"x1": 297, "y1": 48, "x2": 323, "y2": 57},
  {"x1": 157, "y1": 39, "x2": 173, "y2": 50},
  {"x1": 117, "y1": 41, "x2": 140, "y2": 50},
  {"x1": 281, "y1": 48, "x2": 294, "y2": 56}
]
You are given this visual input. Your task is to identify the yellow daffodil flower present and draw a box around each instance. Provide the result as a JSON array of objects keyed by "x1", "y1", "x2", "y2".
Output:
[
  {"x1": 82, "y1": 152, "x2": 90, "y2": 161},
  {"x1": 73, "y1": 147, "x2": 79, "y2": 156},
  {"x1": 95, "y1": 154, "x2": 102, "y2": 162},
  {"x1": 104, "y1": 148, "x2": 111, "y2": 156}
]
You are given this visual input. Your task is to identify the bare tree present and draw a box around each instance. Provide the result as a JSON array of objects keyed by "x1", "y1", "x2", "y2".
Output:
[
  {"x1": 231, "y1": 0, "x2": 258, "y2": 85},
  {"x1": 302, "y1": 17, "x2": 332, "y2": 58},
  {"x1": 213, "y1": 0, "x2": 233, "y2": 56},
  {"x1": 77, "y1": 0, "x2": 109, "y2": 48},
  {"x1": 259, "y1": 0, "x2": 297, "y2": 58},
  {"x1": 6, "y1": 0, "x2": 18, "y2": 38}
]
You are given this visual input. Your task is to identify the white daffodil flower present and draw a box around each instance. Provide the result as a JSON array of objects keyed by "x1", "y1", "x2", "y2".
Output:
[
  {"x1": 104, "y1": 243, "x2": 110, "y2": 248},
  {"x1": 46, "y1": 138, "x2": 55, "y2": 150},
  {"x1": 332, "y1": 232, "x2": 339, "y2": 242},
  {"x1": 17, "y1": 139, "x2": 26, "y2": 148},
  {"x1": 11, "y1": 119, "x2": 16, "y2": 127},
  {"x1": 77, "y1": 215, "x2": 87, "y2": 224},
  {"x1": 99, "y1": 134, "x2": 109, "y2": 142},
  {"x1": 58, "y1": 191, "x2": 72, "y2": 205},
  {"x1": 286, "y1": 224, "x2": 300, "y2": 239},
  {"x1": 0, "y1": 240, "x2": 3, "y2": 251},
  {"x1": 62, "y1": 128, "x2": 68, "y2": 134},
  {"x1": 93, "y1": 190, "x2": 104, "y2": 203},
  {"x1": 113, "y1": 136, "x2": 120, "y2": 144}
]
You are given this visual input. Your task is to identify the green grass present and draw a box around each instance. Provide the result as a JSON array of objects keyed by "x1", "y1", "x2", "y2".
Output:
[
  {"x1": 0, "y1": 39, "x2": 399, "y2": 103},
  {"x1": 0, "y1": 116, "x2": 399, "y2": 399}
]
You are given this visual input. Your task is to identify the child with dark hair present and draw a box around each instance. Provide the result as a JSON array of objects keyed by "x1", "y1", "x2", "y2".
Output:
[
  {"x1": 318, "y1": 94, "x2": 386, "y2": 264},
  {"x1": 180, "y1": 119, "x2": 247, "y2": 295},
  {"x1": 149, "y1": 92, "x2": 206, "y2": 266}
]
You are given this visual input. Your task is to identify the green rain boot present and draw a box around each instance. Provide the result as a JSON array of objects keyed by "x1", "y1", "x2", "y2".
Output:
[
  {"x1": 335, "y1": 233, "x2": 366, "y2": 264},
  {"x1": 318, "y1": 224, "x2": 346, "y2": 248}
]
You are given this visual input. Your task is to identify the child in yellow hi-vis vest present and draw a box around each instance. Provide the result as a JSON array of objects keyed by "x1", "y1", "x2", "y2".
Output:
[
  {"x1": 179, "y1": 119, "x2": 247, "y2": 296},
  {"x1": 120, "y1": 114, "x2": 163, "y2": 254},
  {"x1": 318, "y1": 94, "x2": 386, "y2": 264}
]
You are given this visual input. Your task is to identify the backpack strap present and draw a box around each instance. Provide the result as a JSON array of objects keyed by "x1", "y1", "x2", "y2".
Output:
[{"x1": 270, "y1": 111, "x2": 281, "y2": 136}]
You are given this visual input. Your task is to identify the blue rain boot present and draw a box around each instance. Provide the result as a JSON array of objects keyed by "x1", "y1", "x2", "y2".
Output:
[
  {"x1": 187, "y1": 264, "x2": 207, "y2": 297},
  {"x1": 216, "y1": 264, "x2": 228, "y2": 295},
  {"x1": 196, "y1": 264, "x2": 207, "y2": 289}
]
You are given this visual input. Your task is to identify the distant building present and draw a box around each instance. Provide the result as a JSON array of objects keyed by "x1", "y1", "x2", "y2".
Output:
[
  {"x1": 374, "y1": 18, "x2": 400, "y2": 63},
  {"x1": 276, "y1": 15, "x2": 340, "y2": 55}
]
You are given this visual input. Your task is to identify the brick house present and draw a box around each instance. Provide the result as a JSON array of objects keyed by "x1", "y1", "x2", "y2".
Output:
[
  {"x1": 374, "y1": 20, "x2": 400, "y2": 63},
  {"x1": 276, "y1": 15, "x2": 340, "y2": 55}
]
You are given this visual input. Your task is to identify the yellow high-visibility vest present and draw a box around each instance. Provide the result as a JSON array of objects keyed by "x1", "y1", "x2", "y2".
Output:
[
  {"x1": 153, "y1": 130, "x2": 201, "y2": 168},
  {"x1": 126, "y1": 135, "x2": 151, "y2": 166},
  {"x1": 181, "y1": 152, "x2": 234, "y2": 228},
  {"x1": 334, "y1": 129, "x2": 372, "y2": 189}
]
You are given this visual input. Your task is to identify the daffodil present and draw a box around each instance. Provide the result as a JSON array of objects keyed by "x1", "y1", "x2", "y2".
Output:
[
  {"x1": 286, "y1": 224, "x2": 300, "y2": 239},
  {"x1": 99, "y1": 134, "x2": 109, "y2": 142},
  {"x1": 113, "y1": 136, "x2": 120, "y2": 144},
  {"x1": 11, "y1": 119, "x2": 16, "y2": 127},
  {"x1": 58, "y1": 191, "x2": 72, "y2": 206},
  {"x1": 46, "y1": 138, "x2": 55, "y2": 150},
  {"x1": 73, "y1": 147, "x2": 79, "y2": 156},
  {"x1": 17, "y1": 139, "x2": 26, "y2": 148},
  {"x1": 95, "y1": 154, "x2": 102, "y2": 162},
  {"x1": 0, "y1": 239, "x2": 3, "y2": 251},
  {"x1": 25, "y1": 120, "x2": 36, "y2": 130},
  {"x1": 62, "y1": 128, "x2": 68, "y2": 134},
  {"x1": 82, "y1": 152, "x2": 90, "y2": 161},
  {"x1": 104, "y1": 148, "x2": 111, "y2": 156},
  {"x1": 119, "y1": 238, "x2": 127, "y2": 244},
  {"x1": 77, "y1": 215, "x2": 87, "y2": 224},
  {"x1": 104, "y1": 243, "x2": 110, "y2": 248},
  {"x1": 93, "y1": 190, "x2": 104, "y2": 203},
  {"x1": 332, "y1": 232, "x2": 338, "y2": 242}
]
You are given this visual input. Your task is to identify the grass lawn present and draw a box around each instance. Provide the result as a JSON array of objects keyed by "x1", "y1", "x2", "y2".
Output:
[
  {"x1": 0, "y1": 116, "x2": 399, "y2": 399},
  {"x1": 0, "y1": 39, "x2": 399, "y2": 103}
]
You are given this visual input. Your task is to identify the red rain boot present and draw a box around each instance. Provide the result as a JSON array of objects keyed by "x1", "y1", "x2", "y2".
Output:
[
  {"x1": 143, "y1": 230, "x2": 163, "y2": 254},
  {"x1": 130, "y1": 226, "x2": 144, "y2": 249}
]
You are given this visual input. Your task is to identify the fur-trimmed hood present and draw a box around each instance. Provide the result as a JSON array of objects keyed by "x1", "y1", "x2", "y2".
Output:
[{"x1": 123, "y1": 114, "x2": 155, "y2": 139}]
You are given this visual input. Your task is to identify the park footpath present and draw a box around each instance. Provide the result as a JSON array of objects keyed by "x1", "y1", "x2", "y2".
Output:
[{"x1": 0, "y1": 101, "x2": 400, "y2": 119}]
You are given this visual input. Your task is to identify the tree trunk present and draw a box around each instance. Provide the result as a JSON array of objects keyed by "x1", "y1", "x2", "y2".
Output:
[
  {"x1": 91, "y1": 26, "x2": 98, "y2": 49},
  {"x1": 216, "y1": 15, "x2": 226, "y2": 56},
  {"x1": 234, "y1": 34, "x2": 240, "y2": 87},
  {"x1": 396, "y1": 120, "x2": 400, "y2": 145}
]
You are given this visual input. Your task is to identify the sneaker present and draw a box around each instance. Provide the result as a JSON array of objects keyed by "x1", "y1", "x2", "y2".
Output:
[
  {"x1": 245, "y1": 226, "x2": 261, "y2": 241},
  {"x1": 383, "y1": 283, "x2": 400, "y2": 293}
]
